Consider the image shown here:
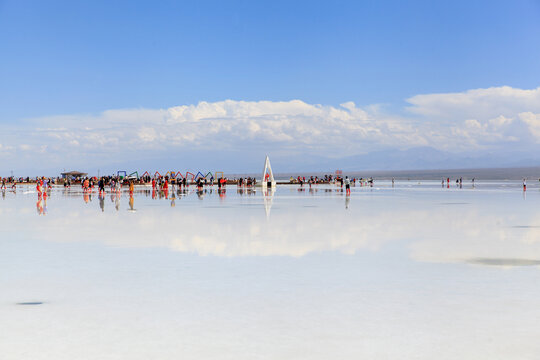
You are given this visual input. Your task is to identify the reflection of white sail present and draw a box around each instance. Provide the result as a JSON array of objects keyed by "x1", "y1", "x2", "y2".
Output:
[
  {"x1": 261, "y1": 155, "x2": 276, "y2": 189},
  {"x1": 263, "y1": 188, "x2": 274, "y2": 218}
]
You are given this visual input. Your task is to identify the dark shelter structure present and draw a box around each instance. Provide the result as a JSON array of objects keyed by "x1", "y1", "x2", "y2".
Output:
[{"x1": 61, "y1": 171, "x2": 88, "y2": 180}]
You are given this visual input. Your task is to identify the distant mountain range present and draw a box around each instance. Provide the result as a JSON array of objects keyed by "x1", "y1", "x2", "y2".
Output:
[
  {"x1": 23, "y1": 146, "x2": 540, "y2": 178},
  {"x1": 271, "y1": 147, "x2": 540, "y2": 173}
]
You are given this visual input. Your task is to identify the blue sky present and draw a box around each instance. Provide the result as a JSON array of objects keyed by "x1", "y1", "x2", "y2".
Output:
[{"x1": 1, "y1": 0, "x2": 540, "y2": 174}]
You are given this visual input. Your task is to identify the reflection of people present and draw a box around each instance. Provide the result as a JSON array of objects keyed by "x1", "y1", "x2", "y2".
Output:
[
  {"x1": 99, "y1": 194, "x2": 105, "y2": 212},
  {"x1": 219, "y1": 187, "x2": 226, "y2": 200},
  {"x1": 36, "y1": 193, "x2": 47, "y2": 215},
  {"x1": 129, "y1": 195, "x2": 134, "y2": 211},
  {"x1": 36, "y1": 197, "x2": 43, "y2": 215}
]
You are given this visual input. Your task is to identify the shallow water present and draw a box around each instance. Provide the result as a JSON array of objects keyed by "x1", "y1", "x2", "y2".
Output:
[{"x1": 1, "y1": 181, "x2": 540, "y2": 359}]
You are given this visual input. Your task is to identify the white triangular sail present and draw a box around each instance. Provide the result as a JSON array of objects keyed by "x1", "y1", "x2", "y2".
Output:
[{"x1": 261, "y1": 155, "x2": 276, "y2": 189}]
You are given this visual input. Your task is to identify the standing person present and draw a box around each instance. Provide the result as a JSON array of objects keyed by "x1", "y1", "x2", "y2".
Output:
[
  {"x1": 115, "y1": 178, "x2": 121, "y2": 193},
  {"x1": 197, "y1": 177, "x2": 203, "y2": 190},
  {"x1": 36, "y1": 178, "x2": 42, "y2": 195},
  {"x1": 523, "y1": 178, "x2": 527, "y2": 191},
  {"x1": 345, "y1": 176, "x2": 351, "y2": 195},
  {"x1": 99, "y1": 177, "x2": 105, "y2": 195},
  {"x1": 164, "y1": 178, "x2": 169, "y2": 190}
]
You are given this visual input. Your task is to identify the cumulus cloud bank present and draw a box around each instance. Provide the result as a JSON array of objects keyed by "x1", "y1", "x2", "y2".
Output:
[{"x1": 2, "y1": 85, "x2": 540, "y2": 173}]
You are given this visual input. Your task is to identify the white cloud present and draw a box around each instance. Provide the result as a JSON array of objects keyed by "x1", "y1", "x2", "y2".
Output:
[
  {"x1": 407, "y1": 86, "x2": 540, "y2": 120},
  {"x1": 13, "y1": 99, "x2": 423, "y2": 155},
  {"x1": 519, "y1": 112, "x2": 540, "y2": 140},
  {"x1": 2, "y1": 85, "x2": 540, "y2": 171}
]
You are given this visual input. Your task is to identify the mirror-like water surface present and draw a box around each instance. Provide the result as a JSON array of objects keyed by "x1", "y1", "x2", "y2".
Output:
[{"x1": 2, "y1": 181, "x2": 540, "y2": 359}]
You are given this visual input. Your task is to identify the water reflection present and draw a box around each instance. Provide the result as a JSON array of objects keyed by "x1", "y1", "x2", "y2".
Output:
[
  {"x1": 263, "y1": 188, "x2": 274, "y2": 217},
  {"x1": 4, "y1": 184, "x2": 540, "y2": 266},
  {"x1": 128, "y1": 195, "x2": 136, "y2": 211},
  {"x1": 36, "y1": 195, "x2": 47, "y2": 215},
  {"x1": 99, "y1": 194, "x2": 105, "y2": 212},
  {"x1": 4, "y1": 182, "x2": 540, "y2": 360}
]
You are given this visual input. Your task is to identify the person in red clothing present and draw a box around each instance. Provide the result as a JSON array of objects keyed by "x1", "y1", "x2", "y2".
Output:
[{"x1": 36, "y1": 178, "x2": 42, "y2": 195}]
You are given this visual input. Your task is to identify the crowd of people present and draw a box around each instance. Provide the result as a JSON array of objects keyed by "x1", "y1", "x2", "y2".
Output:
[
  {"x1": 290, "y1": 174, "x2": 374, "y2": 188},
  {"x1": 5, "y1": 173, "x2": 539, "y2": 202}
]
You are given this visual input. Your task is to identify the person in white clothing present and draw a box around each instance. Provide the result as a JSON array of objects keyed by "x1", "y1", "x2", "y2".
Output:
[{"x1": 344, "y1": 176, "x2": 351, "y2": 195}]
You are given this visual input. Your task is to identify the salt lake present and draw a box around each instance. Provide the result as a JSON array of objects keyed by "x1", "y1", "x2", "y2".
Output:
[{"x1": 1, "y1": 181, "x2": 540, "y2": 359}]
